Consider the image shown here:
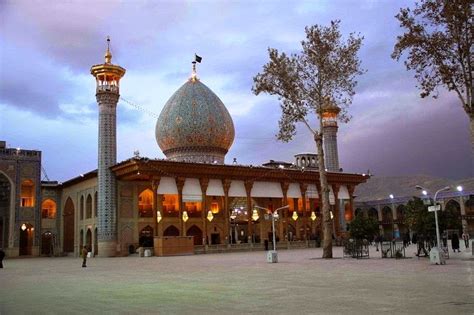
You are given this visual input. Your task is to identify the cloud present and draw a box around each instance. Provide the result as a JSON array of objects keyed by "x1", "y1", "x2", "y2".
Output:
[{"x1": 1, "y1": 0, "x2": 471, "y2": 181}]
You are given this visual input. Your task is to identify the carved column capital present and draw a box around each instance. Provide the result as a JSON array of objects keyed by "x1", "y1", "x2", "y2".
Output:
[
  {"x1": 199, "y1": 177, "x2": 209, "y2": 193},
  {"x1": 222, "y1": 179, "x2": 231, "y2": 195},
  {"x1": 176, "y1": 177, "x2": 185, "y2": 192},
  {"x1": 244, "y1": 180, "x2": 254, "y2": 196}
]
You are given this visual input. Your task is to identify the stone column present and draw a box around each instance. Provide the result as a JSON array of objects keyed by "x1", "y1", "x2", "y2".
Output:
[
  {"x1": 244, "y1": 180, "x2": 253, "y2": 243},
  {"x1": 176, "y1": 177, "x2": 185, "y2": 236},
  {"x1": 96, "y1": 91, "x2": 119, "y2": 257}
]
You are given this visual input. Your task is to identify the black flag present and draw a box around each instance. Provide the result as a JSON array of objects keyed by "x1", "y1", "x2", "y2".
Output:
[{"x1": 195, "y1": 54, "x2": 202, "y2": 63}]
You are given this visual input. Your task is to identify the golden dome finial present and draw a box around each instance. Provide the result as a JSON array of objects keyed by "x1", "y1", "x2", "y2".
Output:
[
  {"x1": 191, "y1": 61, "x2": 197, "y2": 82},
  {"x1": 105, "y1": 36, "x2": 112, "y2": 64},
  {"x1": 190, "y1": 54, "x2": 202, "y2": 82}
]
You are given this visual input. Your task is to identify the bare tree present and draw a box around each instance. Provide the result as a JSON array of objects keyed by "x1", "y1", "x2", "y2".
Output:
[
  {"x1": 392, "y1": 0, "x2": 473, "y2": 169},
  {"x1": 252, "y1": 20, "x2": 365, "y2": 258}
]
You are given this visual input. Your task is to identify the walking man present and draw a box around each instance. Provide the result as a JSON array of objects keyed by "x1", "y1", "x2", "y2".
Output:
[
  {"x1": 0, "y1": 248, "x2": 5, "y2": 268},
  {"x1": 81, "y1": 246, "x2": 88, "y2": 268},
  {"x1": 462, "y1": 231, "x2": 470, "y2": 249}
]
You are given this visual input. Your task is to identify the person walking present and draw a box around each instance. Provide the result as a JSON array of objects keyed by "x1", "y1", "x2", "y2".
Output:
[
  {"x1": 451, "y1": 234, "x2": 460, "y2": 253},
  {"x1": 81, "y1": 246, "x2": 88, "y2": 268},
  {"x1": 0, "y1": 248, "x2": 5, "y2": 268},
  {"x1": 462, "y1": 231, "x2": 470, "y2": 249}
]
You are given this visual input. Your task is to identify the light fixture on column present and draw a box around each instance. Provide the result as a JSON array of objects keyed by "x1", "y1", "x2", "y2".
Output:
[
  {"x1": 21, "y1": 223, "x2": 27, "y2": 231},
  {"x1": 252, "y1": 209, "x2": 259, "y2": 221},
  {"x1": 292, "y1": 211, "x2": 298, "y2": 221},
  {"x1": 310, "y1": 211, "x2": 317, "y2": 221},
  {"x1": 330, "y1": 211, "x2": 334, "y2": 220},
  {"x1": 207, "y1": 210, "x2": 214, "y2": 222},
  {"x1": 156, "y1": 210, "x2": 162, "y2": 223},
  {"x1": 182, "y1": 210, "x2": 189, "y2": 222}
]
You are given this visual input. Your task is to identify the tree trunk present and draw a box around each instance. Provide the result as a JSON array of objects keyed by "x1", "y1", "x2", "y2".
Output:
[
  {"x1": 314, "y1": 132, "x2": 333, "y2": 258},
  {"x1": 471, "y1": 113, "x2": 474, "y2": 176}
]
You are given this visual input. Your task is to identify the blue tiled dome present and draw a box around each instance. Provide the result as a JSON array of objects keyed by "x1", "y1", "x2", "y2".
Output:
[{"x1": 155, "y1": 78, "x2": 235, "y2": 163}]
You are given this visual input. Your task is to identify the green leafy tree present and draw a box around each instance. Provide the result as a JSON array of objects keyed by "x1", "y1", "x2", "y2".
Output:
[
  {"x1": 252, "y1": 20, "x2": 365, "y2": 258},
  {"x1": 405, "y1": 197, "x2": 436, "y2": 238},
  {"x1": 392, "y1": 0, "x2": 473, "y2": 164},
  {"x1": 347, "y1": 214, "x2": 379, "y2": 240},
  {"x1": 405, "y1": 197, "x2": 462, "y2": 239},
  {"x1": 439, "y1": 201, "x2": 463, "y2": 232}
]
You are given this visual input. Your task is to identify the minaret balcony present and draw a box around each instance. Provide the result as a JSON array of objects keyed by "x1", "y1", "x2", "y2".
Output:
[{"x1": 97, "y1": 84, "x2": 119, "y2": 93}]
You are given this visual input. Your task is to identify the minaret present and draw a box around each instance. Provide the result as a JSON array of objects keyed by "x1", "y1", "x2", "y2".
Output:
[
  {"x1": 90, "y1": 37, "x2": 125, "y2": 257},
  {"x1": 321, "y1": 101, "x2": 340, "y2": 172}
]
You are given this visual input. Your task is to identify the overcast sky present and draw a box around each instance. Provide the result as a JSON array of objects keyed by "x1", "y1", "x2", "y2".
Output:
[{"x1": 0, "y1": 0, "x2": 471, "y2": 182}]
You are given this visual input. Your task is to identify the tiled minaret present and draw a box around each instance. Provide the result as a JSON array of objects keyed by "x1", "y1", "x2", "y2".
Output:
[
  {"x1": 90, "y1": 38, "x2": 125, "y2": 257},
  {"x1": 321, "y1": 102, "x2": 341, "y2": 172}
]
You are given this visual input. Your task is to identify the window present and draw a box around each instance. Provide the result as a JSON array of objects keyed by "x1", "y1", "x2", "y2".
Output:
[
  {"x1": 210, "y1": 201, "x2": 219, "y2": 214},
  {"x1": 86, "y1": 194, "x2": 92, "y2": 219},
  {"x1": 162, "y1": 195, "x2": 179, "y2": 217},
  {"x1": 185, "y1": 201, "x2": 202, "y2": 217},
  {"x1": 138, "y1": 189, "x2": 153, "y2": 217},
  {"x1": 80, "y1": 195, "x2": 84, "y2": 220},
  {"x1": 41, "y1": 199, "x2": 56, "y2": 219},
  {"x1": 20, "y1": 180, "x2": 34, "y2": 207}
]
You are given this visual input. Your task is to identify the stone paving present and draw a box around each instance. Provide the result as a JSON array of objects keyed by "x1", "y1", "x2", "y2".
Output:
[{"x1": 1, "y1": 245, "x2": 473, "y2": 315}]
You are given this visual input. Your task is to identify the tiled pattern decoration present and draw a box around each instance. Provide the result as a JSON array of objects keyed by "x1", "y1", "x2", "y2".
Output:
[
  {"x1": 323, "y1": 125, "x2": 339, "y2": 172},
  {"x1": 97, "y1": 91, "x2": 119, "y2": 242},
  {"x1": 156, "y1": 79, "x2": 235, "y2": 164}
]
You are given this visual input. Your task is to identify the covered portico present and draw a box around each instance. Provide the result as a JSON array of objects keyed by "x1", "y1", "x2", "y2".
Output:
[{"x1": 112, "y1": 158, "x2": 367, "y2": 254}]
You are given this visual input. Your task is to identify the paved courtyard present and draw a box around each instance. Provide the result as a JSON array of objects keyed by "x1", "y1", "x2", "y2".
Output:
[{"x1": 1, "y1": 245, "x2": 473, "y2": 314}]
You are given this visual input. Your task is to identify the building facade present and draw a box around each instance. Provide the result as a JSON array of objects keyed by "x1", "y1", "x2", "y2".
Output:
[
  {"x1": 0, "y1": 41, "x2": 369, "y2": 257},
  {"x1": 354, "y1": 176, "x2": 474, "y2": 240}
]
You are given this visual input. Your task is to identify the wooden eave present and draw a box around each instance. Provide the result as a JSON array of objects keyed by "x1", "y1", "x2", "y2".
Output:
[{"x1": 111, "y1": 158, "x2": 368, "y2": 186}]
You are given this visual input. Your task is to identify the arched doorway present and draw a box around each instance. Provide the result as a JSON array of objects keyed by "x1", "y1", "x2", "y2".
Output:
[
  {"x1": 86, "y1": 194, "x2": 92, "y2": 219},
  {"x1": 41, "y1": 232, "x2": 53, "y2": 256},
  {"x1": 187, "y1": 225, "x2": 203, "y2": 245},
  {"x1": 63, "y1": 197, "x2": 75, "y2": 252},
  {"x1": 381, "y1": 206, "x2": 393, "y2": 240},
  {"x1": 443, "y1": 200, "x2": 462, "y2": 233},
  {"x1": 163, "y1": 225, "x2": 180, "y2": 237},
  {"x1": 368, "y1": 208, "x2": 378, "y2": 221},
  {"x1": 86, "y1": 229, "x2": 92, "y2": 251},
  {"x1": 139, "y1": 226, "x2": 154, "y2": 247},
  {"x1": 19, "y1": 223, "x2": 33, "y2": 255},
  {"x1": 397, "y1": 205, "x2": 408, "y2": 237}
]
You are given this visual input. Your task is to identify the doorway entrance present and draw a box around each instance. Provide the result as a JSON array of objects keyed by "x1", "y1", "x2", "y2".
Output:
[{"x1": 19, "y1": 223, "x2": 33, "y2": 255}]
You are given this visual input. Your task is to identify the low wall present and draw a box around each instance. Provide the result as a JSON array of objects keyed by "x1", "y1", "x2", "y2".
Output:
[{"x1": 154, "y1": 236, "x2": 194, "y2": 256}]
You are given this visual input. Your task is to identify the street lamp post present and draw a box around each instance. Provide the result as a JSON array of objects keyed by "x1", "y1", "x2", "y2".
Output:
[
  {"x1": 389, "y1": 194, "x2": 395, "y2": 241},
  {"x1": 255, "y1": 205, "x2": 289, "y2": 261},
  {"x1": 416, "y1": 185, "x2": 450, "y2": 264}
]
